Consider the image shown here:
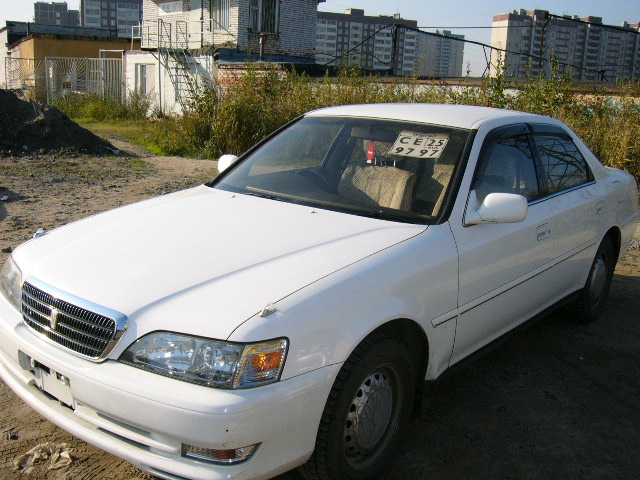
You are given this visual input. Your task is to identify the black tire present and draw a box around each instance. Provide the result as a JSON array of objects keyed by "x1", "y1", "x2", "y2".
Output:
[
  {"x1": 565, "y1": 236, "x2": 616, "y2": 324},
  {"x1": 299, "y1": 334, "x2": 416, "y2": 480}
]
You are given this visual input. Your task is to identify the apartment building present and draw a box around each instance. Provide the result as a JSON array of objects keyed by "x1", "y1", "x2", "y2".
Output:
[
  {"x1": 316, "y1": 9, "x2": 418, "y2": 76},
  {"x1": 415, "y1": 30, "x2": 465, "y2": 77},
  {"x1": 491, "y1": 9, "x2": 640, "y2": 81},
  {"x1": 34, "y1": 2, "x2": 81, "y2": 26},
  {"x1": 127, "y1": 0, "x2": 324, "y2": 114},
  {"x1": 80, "y1": 0, "x2": 143, "y2": 38}
]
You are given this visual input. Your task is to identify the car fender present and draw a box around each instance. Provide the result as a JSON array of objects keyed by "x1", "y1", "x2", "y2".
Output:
[{"x1": 228, "y1": 223, "x2": 460, "y2": 382}]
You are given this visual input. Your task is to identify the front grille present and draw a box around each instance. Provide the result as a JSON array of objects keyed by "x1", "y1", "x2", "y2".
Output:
[{"x1": 21, "y1": 281, "x2": 119, "y2": 360}]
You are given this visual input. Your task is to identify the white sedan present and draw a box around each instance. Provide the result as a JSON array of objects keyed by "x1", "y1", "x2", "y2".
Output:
[{"x1": 0, "y1": 104, "x2": 638, "y2": 480}]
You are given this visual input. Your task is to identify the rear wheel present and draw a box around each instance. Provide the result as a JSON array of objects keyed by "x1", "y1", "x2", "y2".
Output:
[
  {"x1": 565, "y1": 236, "x2": 616, "y2": 324},
  {"x1": 299, "y1": 334, "x2": 416, "y2": 480}
]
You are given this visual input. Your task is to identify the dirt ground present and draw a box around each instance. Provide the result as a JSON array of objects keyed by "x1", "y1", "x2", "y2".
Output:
[{"x1": 1, "y1": 139, "x2": 639, "y2": 480}]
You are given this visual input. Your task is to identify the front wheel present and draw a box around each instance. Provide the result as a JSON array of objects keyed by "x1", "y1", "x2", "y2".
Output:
[
  {"x1": 299, "y1": 334, "x2": 416, "y2": 480},
  {"x1": 565, "y1": 236, "x2": 616, "y2": 324}
]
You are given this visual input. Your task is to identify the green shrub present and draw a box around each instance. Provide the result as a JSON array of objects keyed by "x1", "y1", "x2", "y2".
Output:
[{"x1": 54, "y1": 91, "x2": 151, "y2": 121}]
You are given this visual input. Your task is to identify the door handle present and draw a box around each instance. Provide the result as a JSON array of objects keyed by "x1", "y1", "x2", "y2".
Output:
[
  {"x1": 537, "y1": 224, "x2": 551, "y2": 241},
  {"x1": 596, "y1": 200, "x2": 605, "y2": 214}
]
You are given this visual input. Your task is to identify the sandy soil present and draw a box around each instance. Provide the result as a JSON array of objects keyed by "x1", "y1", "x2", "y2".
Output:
[
  {"x1": 1, "y1": 140, "x2": 639, "y2": 480},
  {"x1": 0, "y1": 140, "x2": 217, "y2": 480}
]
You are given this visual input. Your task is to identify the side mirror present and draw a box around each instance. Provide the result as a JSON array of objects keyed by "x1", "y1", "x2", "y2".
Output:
[
  {"x1": 217, "y1": 154, "x2": 239, "y2": 174},
  {"x1": 465, "y1": 190, "x2": 528, "y2": 226}
]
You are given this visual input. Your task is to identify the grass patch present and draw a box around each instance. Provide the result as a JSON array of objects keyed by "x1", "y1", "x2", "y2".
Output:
[{"x1": 77, "y1": 120, "x2": 170, "y2": 156}]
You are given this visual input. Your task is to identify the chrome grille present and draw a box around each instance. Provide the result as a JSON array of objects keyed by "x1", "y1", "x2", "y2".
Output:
[{"x1": 21, "y1": 281, "x2": 122, "y2": 360}]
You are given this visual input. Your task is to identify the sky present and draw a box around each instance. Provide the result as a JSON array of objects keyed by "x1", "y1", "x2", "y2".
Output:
[{"x1": 1, "y1": 0, "x2": 639, "y2": 74}]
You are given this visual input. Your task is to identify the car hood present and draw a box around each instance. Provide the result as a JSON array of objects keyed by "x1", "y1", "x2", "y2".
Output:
[{"x1": 14, "y1": 186, "x2": 425, "y2": 340}]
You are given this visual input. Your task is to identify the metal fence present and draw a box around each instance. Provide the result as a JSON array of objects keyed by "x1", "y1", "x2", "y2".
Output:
[{"x1": 5, "y1": 57, "x2": 124, "y2": 104}]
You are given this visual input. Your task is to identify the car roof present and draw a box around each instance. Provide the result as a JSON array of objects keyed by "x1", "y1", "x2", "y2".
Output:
[{"x1": 305, "y1": 103, "x2": 555, "y2": 130}]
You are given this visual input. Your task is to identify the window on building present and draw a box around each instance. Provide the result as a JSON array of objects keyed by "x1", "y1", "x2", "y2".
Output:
[
  {"x1": 249, "y1": 0, "x2": 279, "y2": 33},
  {"x1": 211, "y1": 0, "x2": 231, "y2": 30},
  {"x1": 135, "y1": 64, "x2": 155, "y2": 95}
]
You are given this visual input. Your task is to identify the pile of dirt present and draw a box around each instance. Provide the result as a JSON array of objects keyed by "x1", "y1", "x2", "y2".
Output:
[{"x1": 0, "y1": 90, "x2": 115, "y2": 156}]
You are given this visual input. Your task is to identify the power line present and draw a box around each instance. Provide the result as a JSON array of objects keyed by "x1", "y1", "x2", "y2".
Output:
[
  {"x1": 320, "y1": 24, "x2": 395, "y2": 67},
  {"x1": 547, "y1": 13, "x2": 640, "y2": 36},
  {"x1": 310, "y1": 19, "x2": 639, "y2": 81},
  {"x1": 417, "y1": 25, "x2": 534, "y2": 29},
  {"x1": 402, "y1": 24, "x2": 640, "y2": 80}
]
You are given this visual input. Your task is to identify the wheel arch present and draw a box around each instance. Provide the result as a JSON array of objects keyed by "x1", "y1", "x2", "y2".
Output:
[
  {"x1": 360, "y1": 318, "x2": 430, "y2": 419},
  {"x1": 603, "y1": 225, "x2": 622, "y2": 263}
]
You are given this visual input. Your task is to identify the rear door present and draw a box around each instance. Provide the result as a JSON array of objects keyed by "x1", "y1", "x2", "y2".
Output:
[{"x1": 529, "y1": 124, "x2": 605, "y2": 293}]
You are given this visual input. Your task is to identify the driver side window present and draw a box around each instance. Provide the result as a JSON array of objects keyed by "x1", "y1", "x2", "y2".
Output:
[{"x1": 473, "y1": 125, "x2": 541, "y2": 206}]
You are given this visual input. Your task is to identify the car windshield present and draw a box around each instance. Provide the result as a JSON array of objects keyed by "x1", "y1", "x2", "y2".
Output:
[{"x1": 212, "y1": 116, "x2": 472, "y2": 223}]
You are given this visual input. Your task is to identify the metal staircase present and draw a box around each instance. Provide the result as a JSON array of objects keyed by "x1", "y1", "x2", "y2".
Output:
[
  {"x1": 161, "y1": 48, "x2": 198, "y2": 109},
  {"x1": 156, "y1": 20, "x2": 195, "y2": 109},
  {"x1": 133, "y1": 18, "x2": 222, "y2": 112}
]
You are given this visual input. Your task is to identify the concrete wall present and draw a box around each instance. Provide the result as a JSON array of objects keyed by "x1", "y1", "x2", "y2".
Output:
[
  {"x1": 142, "y1": 0, "x2": 317, "y2": 59},
  {"x1": 125, "y1": 49, "x2": 217, "y2": 114},
  {"x1": 238, "y1": 0, "x2": 317, "y2": 58}
]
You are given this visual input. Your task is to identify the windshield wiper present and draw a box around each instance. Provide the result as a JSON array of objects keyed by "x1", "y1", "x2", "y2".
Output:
[
  {"x1": 242, "y1": 191, "x2": 285, "y2": 202},
  {"x1": 348, "y1": 208, "x2": 428, "y2": 224}
]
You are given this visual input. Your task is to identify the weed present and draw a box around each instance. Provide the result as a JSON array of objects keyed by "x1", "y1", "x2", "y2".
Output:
[
  {"x1": 57, "y1": 66, "x2": 640, "y2": 182},
  {"x1": 54, "y1": 91, "x2": 151, "y2": 122}
]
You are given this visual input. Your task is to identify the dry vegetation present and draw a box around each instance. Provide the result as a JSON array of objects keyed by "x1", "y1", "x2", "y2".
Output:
[{"x1": 56, "y1": 67, "x2": 640, "y2": 183}]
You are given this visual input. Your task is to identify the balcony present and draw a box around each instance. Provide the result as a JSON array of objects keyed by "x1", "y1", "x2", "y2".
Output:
[{"x1": 133, "y1": 19, "x2": 235, "y2": 50}]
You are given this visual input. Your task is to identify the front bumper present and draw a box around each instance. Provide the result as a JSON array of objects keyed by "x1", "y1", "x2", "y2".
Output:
[{"x1": 0, "y1": 296, "x2": 339, "y2": 480}]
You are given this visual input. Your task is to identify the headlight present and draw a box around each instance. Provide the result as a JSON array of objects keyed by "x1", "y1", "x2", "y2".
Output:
[
  {"x1": 119, "y1": 332, "x2": 288, "y2": 389},
  {"x1": 0, "y1": 256, "x2": 22, "y2": 311}
]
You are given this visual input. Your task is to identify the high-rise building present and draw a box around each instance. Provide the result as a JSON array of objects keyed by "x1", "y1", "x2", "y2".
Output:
[
  {"x1": 80, "y1": 0, "x2": 143, "y2": 38},
  {"x1": 316, "y1": 8, "x2": 418, "y2": 76},
  {"x1": 415, "y1": 30, "x2": 465, "y2": 77},
  {"x1": 34, "y1": 2, "x2": 81, "y2": 26},
  {"x1": 491, "y1": 9, "x2": 640, "y2": 81}
]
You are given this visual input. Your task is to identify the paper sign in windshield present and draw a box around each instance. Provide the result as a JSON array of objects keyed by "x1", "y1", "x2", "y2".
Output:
[{"x1": 391, "y1": 132, "x2": 449, "y2": 158}]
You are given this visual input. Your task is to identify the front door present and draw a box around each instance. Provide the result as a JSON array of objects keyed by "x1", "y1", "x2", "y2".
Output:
[{"x1": 449, "y1": 124, "x2": 557, "y2": 365}]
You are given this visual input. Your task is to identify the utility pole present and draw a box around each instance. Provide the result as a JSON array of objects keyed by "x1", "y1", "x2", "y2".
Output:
[
  {"x1": 538, "y1": 12, "x2": 549, "y2": 75},
  {"x1": 538, "y1": 11, "x2": 550, "y2": 75},
  {"x1": 391, "y1": 24, "x2": 399, "y2": 75}
]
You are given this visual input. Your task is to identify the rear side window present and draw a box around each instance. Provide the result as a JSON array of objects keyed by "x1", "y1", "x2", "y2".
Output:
[{"x1": 532, "y1": 134, "x2": 592, "y2": 195}]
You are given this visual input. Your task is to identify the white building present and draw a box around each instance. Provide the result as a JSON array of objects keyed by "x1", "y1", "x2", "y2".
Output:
[
  {"x1": 316, "y1": 8, "x2": 418, "y2": 76},
  {"x1": 126, "y1": 0, "x2": 324, "y2": 113},
  {"x1": 415, "y1": 30, "x2": 465, "y2": 77},
  {"x1": 81, "y1": 0, "x2": 143, "y2": 38},
  {"x1": 491, "y1": 9, "x2": 640, "y2": 81}
]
